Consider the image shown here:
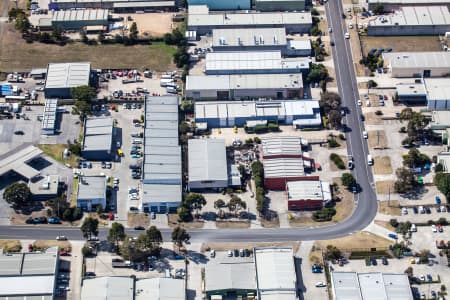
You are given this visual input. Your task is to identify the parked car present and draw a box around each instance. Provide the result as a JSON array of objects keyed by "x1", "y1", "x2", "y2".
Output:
[
  {"x1": 431, "y1": 225, "x2": 437, "y2": 232},
  {"x1": 412, "y1": 207, "x2": 418, "y2": 214},
  {"x1": 315, "y1": 282, "x2": 327, "y2": 287},
  {"x1": 48, "y1": 217, "x2": 61, "y2": 224},
  {"x1": 56, "y1": 236, "x2": 67, "y2": 241},
  {"x1": 134, "y1": 226, "x2": 145, "y2": 230},
  {"x1": 427, "y1": 274, "x2": 432, "y2": 281},
  {"x1": 210, "y1": 250, "x2": 216, "y2": 258}
]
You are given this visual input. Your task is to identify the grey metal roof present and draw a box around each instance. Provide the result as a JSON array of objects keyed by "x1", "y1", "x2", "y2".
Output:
[
  {"x1": 261, "y1": 136, "x2": 302, "y2": 157},
  {"x1": 254, "y1": 247, "x2": 296, "y2": 299},
  {"x1": 142, "y1": 183, "x2": 182, "y2": 204},
  {"x1": 205, "y1": 261, "x2": 256, "y2": 292},
  {"x1": 0, "y1": 145, "x2": 43, "y2": 179},
  {"x1": 188, "y1": 139, "x2": 228, "y2": 182},
  {"x1": 369, "y1": 6, "x2": 450, "y2": 27},
  {"x1": 212, "y1": 27, "x2": 287, "y2": 47},
  {"x1": 41, "y1": 99, "x2": 57, "y2": 134},
  {"x1": 135, "y1": 277, "x2": 185, "y2": 300},
  {"x1": 368, "y1": 0, "x2": 450, "y2": 4},
  {"x1": 82, "y1": 117, "x2": 113, "y2": 152},
  {"x1": 424, "y1": 78, "x2": 450, "y2": 101},
  {"x1": 77, "y1": 176, "x2": 106, "y2": 200},
  {"x1": 45, "y1": 62, "x2": 90, "y2": 89},
  {"x1": 396, "y1": 83, "x2": 427, "y2": 97},
  {"x1": 384, "y1": 52, "x2": 450, "y2": 69},
  {"x1": 81, "y1": 277, "x2": 134, "y2": 300},
  {"x1": 186, "y1": 73, "x2": 303, "y2": 91},
  {"x1": 205, "y1": 51, "x2": 310, "y2": 73},
  {"x1": 113, "y1": 1, "x2": 174, "y2": 7},
  {"x1": 263, "y1": 157, "x2": 305, "y2": 178},
  {"x1": 52, "y1": 9, "x2": 108, "y2": 22},
  {"x1": 188, "y1": 7, "x2": 312, "y2": 27},
  {"x1": 286, "y1": 180, "x2": 331, "y2": 201},
  {"x1": 331, "y1": 272, "x2": 413, "y2": 300}
]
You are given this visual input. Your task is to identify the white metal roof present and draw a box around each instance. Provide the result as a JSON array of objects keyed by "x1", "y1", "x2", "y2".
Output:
[
  {"x1": 424, "y1": 78, "x2": 450, "y2": 101},
  {"x1": 188, "y1": 139, "x2": 228, "y2": 183},
  {"x1": 77, "y1": 176, "x2": 106, "y2": 200},
  {"x1": 81, "y1": 277, "x2": 134, "y2": 300},
  {"x1": 113, "y1": 1, "x2": 174, "y2": 7},
  {"x1": 188, "y1": 7, "x2": 312, "y2": 26},
  {"x1": 0, "y1": 276, "x2": 55, "y2": 296},
  {"x1": 52, "y1": 9, "x2": 108, "y2": 22},
  {"x1": 263, "y1": 157, "x2": 305, "y2": 178},
  {"x1": 142, "y1": 183, "x2": 182, "y2": 204},
  {"x1": 396, "y1": 83, "x2": 427, "y2": 97},
  {"x1": 205, "y1": 261, "x2": 256, "y2": 292},
  {"x1": 286, "y1": 180, "x2": 331, "y2": 202},
  {"x1": 135, "y1": 278, "x2": 185, "y2": 300},
  {"x1": 0, "y1": 145, "x2": 43, "y2": 179},
  {"x1": 369, "y1": 6, "x2": 450, "y2": 27},
  {"x1": 45, "y1": 62, "x2": 90, "y2": 89},
  {"x1": 41, "y1": 99, "x2": 58, "y2": 133},
  {"x1": 254, "y1": 247, "x2": 296, "y2": 299},
  {"x1": 331, "y1": 272, "x2": 414, "y2": 300},
  {"x1": 384, "y1": 52, "x2": 450, "y2": 69},
  {"x1": 83, "y1": 117, "x2": 113, "y2": 152},
  {"x1": 261, "y1": 136, "x2": 302, "y2": 157},
  {"x1": 287, "y1": 39, "x2": 312, "y2": 50},
  {"x1": 212, "y1": 27, "x2": 287, "y2": 47},
  {"x1": 186, "y1": 73, "x2": 302, "y2": 91}
]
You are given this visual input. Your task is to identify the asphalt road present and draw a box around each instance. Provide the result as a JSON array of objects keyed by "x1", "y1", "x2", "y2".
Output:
[{"x1": 0, "y1": 1, "x2": 378, "y2": 243}]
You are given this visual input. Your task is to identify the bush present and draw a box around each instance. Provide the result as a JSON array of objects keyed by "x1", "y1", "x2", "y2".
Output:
[
  {"x1": 330, "y1": 153, "x2": 345, "y2": 169},
  {"x1": 399, "y1": 126, "x2": 406, "y2": 133},
  {"x1": 82, "y1": 246, "x2": 93, "y2": 257},
  {"x1": 435, "y1": 163, "x2": 444, "y2": 173},
  {"x1": 328, "y1": 138, "x2": 340, "y2": 148},
  {"x1": 390, "y1": 218, "x2": 399, "y2": 228},
  {"x1": 375, "y1": 110, "x2": 383, "y2": 116},
  {"x1": 338, "y1": 133, "x2": 346, "y2": 141},
  {"x1": 253, "y1": 137, "x2": 261, "y2": 144},
  {"x1": 254, "y1": 125, "x2": 268, "y2": 134},
  {"x1": 312, "y1": 208, "x2": 337, "y2": 222},
  {"x1": 268, "y1": 123, "x2": 279, "y2": 132}
]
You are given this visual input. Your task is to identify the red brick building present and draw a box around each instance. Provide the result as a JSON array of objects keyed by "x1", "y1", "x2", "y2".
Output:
[{"x1": 286, "y1": 179, "x2": 331, "y2": 210}]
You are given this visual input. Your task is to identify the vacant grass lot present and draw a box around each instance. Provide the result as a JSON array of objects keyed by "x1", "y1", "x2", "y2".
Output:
[
  {"x1": 376, "y1": 180, "x2": 395, "y2": 194},
  {"x1": 378, "y1": 200, "x2": 401, "y2": 216},
  {"x1": 0, "y1": 24, "x2": 177, "y2": 71},
  {"x1": 361, "y1": 36, "x2": 441, "y2": 57},
  {"x1": 373, "y1": 156, "x2": 393, "y2": 175},
  {"x1": 315, "y1": 231, "x2": 391, "y2": 250}
]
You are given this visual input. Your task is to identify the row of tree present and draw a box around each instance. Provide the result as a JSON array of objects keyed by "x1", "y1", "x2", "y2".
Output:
[
  {"x1": 320, "y1": 91, "x2": 343, "y2": 129},
  {"x1": 251, "y1": 161, "x2": 266, "y2": 214}
]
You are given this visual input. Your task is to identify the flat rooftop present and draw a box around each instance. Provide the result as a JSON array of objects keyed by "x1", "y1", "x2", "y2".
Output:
[
  {"x1": 0, "y1": 145, "x2": 43, "y2": 179},
  {"x1": 81, "y1": 276, "x2": 134, "y2": 300},
  {"x1": 424, "y1": 78, "x2": 450, "y2": 101},
  {"x1": 205, "y1": 261, "x2": 256, "y2": 292},
  {"x1": 396, "y1": 83, "x2": 427, "y2": 96},
  {"x1": 52, "y1": 9, "x2": 108, "y2": 22},
  {"x1": 188, "y1": 139, "x2": 228, "y2": 183},
  {"x1": 82, "y1": 116, "x2": 113, "y2": 152},
  {"x1": 45, "y1": 62, "x2": 90, "y2": 89},
  {"x1": 286, "y1": 180, "x2": 331, "y2": 201},
  {"x1": 263, "y1": 157, "x2": 305, "y2": 178},
  {"x1": 384, "y1": 52, "x2": 450, "y2": 69},
  {"x1": 142, "y1": 183, "x2": 182, "y2": 204},
  {"x1": 29, "y1": 175, "x2": 59, "y2": 196},
  {"x1": 135, "y1": 277, "x2": 185, "y2": 300},
  {"x1": 261, "y1": 136, "x2": 302, "y2": 157},
  {"x1": 212, "y1": 27, "x2": 287, "y2": 47},
  {"x1": 370, "y1": 6, "x2": 450, "y2": 27},
  {"x1": 188, "y1": 6, "x2": 312, "y2": 27},
  {"x1": 77, "y1": 176, "x2": 106, "y2": 200}
]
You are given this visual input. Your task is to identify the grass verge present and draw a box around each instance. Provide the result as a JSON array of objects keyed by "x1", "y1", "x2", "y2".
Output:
[
  {"x1": 0, "y1": 240, "x2": 22, "y2": 252},
  {"x1": 378, "y1": 200, "x2": 401, "y2": 216},
  {"x1": 216, "y1": 221, "x2": 250, "y2": 229},
  {"x1": 168, "y1": 214, "x2": 204, "y2": 229},
  {"x1": 37, "y1": 144, "x2": 79, "y2": 168},
  {"x1": 373, "y1": 156, "x2": 393, "y2": 175},
  {"x1": 33, "y1": 240, "x2": 72, "y2": 252},
  {"x1": 315, "y1": 231, "x2": 391, "y2": 250}
]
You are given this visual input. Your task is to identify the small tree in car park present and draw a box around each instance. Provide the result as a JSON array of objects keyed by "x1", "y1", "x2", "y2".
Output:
[
  {"x1": 228, "y1": 195, "x2": 247, "y2": 217},
  {"x1": 214, "y1": 199, "x2": 227, "y2": 219}
]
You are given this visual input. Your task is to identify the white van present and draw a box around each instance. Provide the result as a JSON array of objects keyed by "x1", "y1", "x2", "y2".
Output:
[
  {"x1": 160, "y1": 78, "x2": 174, "y2": 87},
  {"x1": 409, "y1": 224, "x2": 417, "y2": 232},
  {"x1": 367, "y1": 154, "x2": 373, "y2": 165},
  {"x1": 132, "y1": 139, "x2": 143, "y2": 145}
]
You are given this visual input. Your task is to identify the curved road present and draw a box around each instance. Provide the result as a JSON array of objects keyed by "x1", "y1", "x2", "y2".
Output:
[{"x1": 0, "y1": 0, "x2": 377, "y2": 243}]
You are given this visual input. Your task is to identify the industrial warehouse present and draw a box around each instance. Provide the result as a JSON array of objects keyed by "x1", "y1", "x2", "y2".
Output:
[
  {"x1": 286, "y1": 179, "x2": 331, "y2": 210},
  {"x1": 44, "y1": 62, "x2": 92, "y2": 99},
  {"x1": 396, "y1": 78, "x2": 450, "y2": 110},
  {"x1": 204, "y1": 51, "x2": 310, "y2": 75},
  {"x1": 367, "y1": 0, "x2": 450, "y2": 10},
  {"x1": 367, "y1": 6, "x2": 450, "y2": 36},
  {"x1": 383, "y1": 52, "x2": 450, "y2": 78},
  {"x1": 142, "y1": 96, "x2": 182, "y2": 213},
  {"x1": 47, "y1": 0, "x2": 175, "y2": 11},
  {"x1": 41, "y1": 98, "x2": 58, "y2": 135},
  {"x1": 195, "y1": 100, "x2": 321, "y2": 128},
  {"x1": 187, "y1": 5, "x2": 312, "y2": 35},
  {"x1": 50, "y1": 9, "x2": 109, "y2": 30},
  {"x1": 185, "y1": 73, "x2": 303, "y2": 101},
  {"x1": 81, "y1": 116, "x2": 114, "y2": 161}
]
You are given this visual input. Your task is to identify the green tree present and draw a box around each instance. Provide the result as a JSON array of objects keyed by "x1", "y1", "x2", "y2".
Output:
[
  {"x1": 328, "y1": 109, "x2": 342, "y2": 129},
  {"x1": 52, "y1": 26, "x2": 63, "y2": 41},
  {"x1": 228, "y1": 195, "x2": 247, "y2": 217},
  {"x1": 136, "y1": 226, "x2": 162, "y2": 252},
  {"x1": 307, "y1": 63, "x2": 329, "y2": 84},
  {"x1": 214, "y1": 199, "x2": 226, "y2": 218},
  {"x1": 15, "y1": 13, "x2": 30, "y2": 32},
  {"x1": 403, "y1": 148, "x2": 431, "y2": 168},
  {"x1": 434, "y1": 173, "x2": 450, "y2": 201},
  {"x1": 373, "y1": 3, "x2": 384, "y2": 14},
  {"x1": 394, "y1": 168, "x2": 417, "y2": 193},
  {"x1": 107, "y1": 222, "x2": 126, "y2": 249},
  {"x1": 172, "y1": 226, "x2": 190, "y2": 251},
  {"x1": 368, "y1": 79, "x2": 378, "y2": 88},
  {"x1": 325, "y1": 245, "x2": 342, "y2": 260},
  {"x1": 129, "y1": 22, "x2": 139, "y2": 41},
  {"x1": 184, "y1": 193, "x2": 206, "y2": 218},
  {"x1": 80, "y1": 217, "x2": 99, "y2": 240},
  {"x1": 320, "y1": 92, "x2": 342, "y2": 115},
  {"x1": 71, "y1": 85, "x2": 97, "y2": 102},
  {"x1": 341, "y1": 173, "x2": 356, "y2": 188},
  {"x1": 177, "y1": 206, "x2": 190, "y2": 222},
  {"x1": 3, "y1": 183, "x2": 31, "y2": 208}
]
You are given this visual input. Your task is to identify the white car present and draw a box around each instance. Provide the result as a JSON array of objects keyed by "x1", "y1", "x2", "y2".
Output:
[
  {"x1": 315, "y1": 282, "x2": 327, "y2": 287},
  {"x1": 116, "y1": 141, "x2": 121, "y2": 148},
  {"x1": 348, "y1": 22, "x2": 353, "y2": 29},
  {"x1": 357, "y1": 99, "x2": 362, "y2": 106},
  {"x1": 56, "y1": 236, "x2": 67, "y2": 241},
  {"x1": 363, "y1": 131, "x2": 368, "y2": 139},
  {"x1": 345, "y1": 32, "x2": 350, "y2": 39},
  {"x1": 431, "y1": 225, "x2": 437, "y2": 232},
  {"x1": 328, "y1": 27, "x2": 332, "y2": 33},
  {"x1": 402, "y1": 208, "x2": 408, "y2": 215}
]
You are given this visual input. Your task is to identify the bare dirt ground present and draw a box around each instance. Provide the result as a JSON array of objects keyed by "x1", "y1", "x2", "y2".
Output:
[
  {"x1": 115, "y1": 13, "x2": 175, "y2": 37},
  {"x1": 374, "y1": 220, "x2": 396, "y2": 232},
  {"x1": 127, "y1": 213, "x2": 150, "y2": 228},
  {"x1": 361, "y1": 36, "x2": 442, "y2": 56},
  {"x1": 364, "y1": 112, "x2": 384, "y2": 125},
  {"x1": 373, "y1": 156, "x2": 393, "y2": 175},
  {"x1": 168, "y1": 214, "x2": 204, "y2": 229},
  {"x1": 378, "y1": 200, "x2": 401, "y2": 216},
  {"x1": 368, "y1": 130, "x2": 388, "y2": 149},
  {"x1": 376, "y1": 180, "x2": 395, "y2": 194},
  {"x1": 315, "y1": 231, "x2": 391, "y2": 250},
  {"x1": 216, "y1": 221, "x2": 250, "y2": 229}
]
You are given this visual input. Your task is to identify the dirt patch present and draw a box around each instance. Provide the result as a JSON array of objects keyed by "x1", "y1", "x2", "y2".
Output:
[
  {"x1": 373, "y1": 156, "x2": 393, "y2": 175},
  {"x1": 378, "y1": 200, "x2": 401, "y2": 216},
  {"x1": 0, "y1": 24, "x2": 176, "y2": 71},
  {"x1": 375, "y1": 220, "x2": 396, "y2": 232},
  {"x1": 259, "y1": 217, "x2": 280, "y2": 228},
  {"x1": 368, "y1": 130, "x2": 388, "y2": 149},
  {"x1": 86, "y1": 213, "x2": 110, "y2": 227},
  {"x1": 309, "y1": 248, "x2": 324, "y2": 264},
  {"x1": 33, "y1": 240, "x2": 72, "y2": 252},
  {"x1": 168, "y1": 214, "x2": 204, "y2": 229},
  {"x1": 0, "y1": 240, "x2": 22, "y2": 252},
  {"x1": 376, "y1": 180, "x2": 395, "y2": 194},
  {"x1": 364, "y1": 112, "x2": 384, "y2": 125},
  {"x1": 330, "y1": 155, "x2": 348, "y2": 171},
  {"x1": 201, "y1": 241, "x2": 301, "y2": 253},
  {"x1": 127, "y1": 213, "x2": 150, "y2": 228},
  {"x1": 361, "y1": 36, "x2": 441, "y2": 57},
  {"x1": 115, "y1": 13, "x2": 174, "y2": 37},
  {"x1": 216, "y1": 221, "x2": 250, "y2": 229},
  {"x1": 315, "y1": 231, "x2": 391, "y2": 250}
]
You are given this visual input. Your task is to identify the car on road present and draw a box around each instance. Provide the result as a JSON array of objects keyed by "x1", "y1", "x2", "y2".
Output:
[
  {"x1": 363, "y1": 131, "x2": 368, "y2": 139},
  {"x1": 431, "y1": 225, "x2": 437, "y2": 232},
  {"x1": 360, "y1": 114, "x2": 365, "y2": 122},
  {"x1": 14, "y1": 130, "x2": 24, "y2": 135},
  {"x1": 357, "y1": 99, "x2": 362, "y2": 106},
  {"x1": 345, "y1": 32, "x2": 350, "y2": 39},
  {"x1": 134, "y1": 226, "x2": 145, "y2": 230},
  {"x1": 330, "y1": 40, "x2": 335, "y2": 46},
  {"x1": 328, "y1": 27, "x2": 332, "y2": 33},
  {"x1": 56, "y1": 236, "x2": 67, "y2": 241},
  {"x1": 348, "y1": 160, "x2": 354, "y2": 169},
  {"x1": 315, "y1": 282, "x2": 327, "y2": 287}
]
